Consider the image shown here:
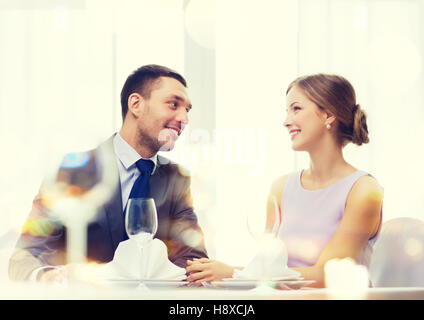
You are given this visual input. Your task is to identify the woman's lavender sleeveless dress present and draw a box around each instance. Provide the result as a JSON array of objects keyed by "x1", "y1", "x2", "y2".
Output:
[{"x1": 277, "y1": 170, "x2": 381, "y2": 269}]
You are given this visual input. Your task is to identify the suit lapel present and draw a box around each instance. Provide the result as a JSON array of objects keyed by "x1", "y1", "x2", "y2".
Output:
[
  {"x1": 149, "y1": 155, "x2": 170, "y2": 205},
  {"x1": 104, "y1": 184, "x2": 124, "y2": 250},
  {"x1": 97, "y1": 135, "x2": 125, "y2": 250}
]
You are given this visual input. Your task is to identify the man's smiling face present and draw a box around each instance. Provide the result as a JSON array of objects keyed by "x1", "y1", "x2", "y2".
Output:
[{"x1": 136, "y1": 76, "x2": 192, "y2": 154}]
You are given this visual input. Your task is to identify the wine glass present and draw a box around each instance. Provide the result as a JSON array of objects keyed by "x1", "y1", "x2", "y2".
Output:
[
  {"x1": 41, "y1": 145, "x2": 118, "y2": 281},
  {"x1": 125, "y1": 198, "x2": 157, "y2": 280},
  {"x1": 125, "y1": 197, "x2": 158, "y2": 248},
  {"x1": 246, "y1": 195, "x2": 281, "y2": 242},
  {"x1": 245, "y1": 195, "x2": 285, "y2": 280}
]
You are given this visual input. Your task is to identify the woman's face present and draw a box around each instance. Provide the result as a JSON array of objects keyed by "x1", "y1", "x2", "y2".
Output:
[{"x1": 284, "y1": 85, "x2": 329, "y2": 151}]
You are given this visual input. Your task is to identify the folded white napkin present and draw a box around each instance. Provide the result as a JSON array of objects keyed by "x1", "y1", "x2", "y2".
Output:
[
  {"x1": 95, "y1": 238, "x2": 186, "y2": 280},
  {"x1": 233, "y1": 236, "x2": 301, "y2": 280}
]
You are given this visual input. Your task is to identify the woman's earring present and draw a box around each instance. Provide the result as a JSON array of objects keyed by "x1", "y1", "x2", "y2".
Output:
[{"x1": 326, "y1": 123, "x2": 331, "y2": 130}]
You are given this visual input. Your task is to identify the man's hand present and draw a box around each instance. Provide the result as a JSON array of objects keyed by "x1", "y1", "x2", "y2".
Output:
[{"x1": 38, "y1": 266, "x2": 68, "y2": 284}]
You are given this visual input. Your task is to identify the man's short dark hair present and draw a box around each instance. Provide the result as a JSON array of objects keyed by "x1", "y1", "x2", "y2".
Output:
[{"x1": 120, "y1": 64, "x2": 187, "y2": 120}]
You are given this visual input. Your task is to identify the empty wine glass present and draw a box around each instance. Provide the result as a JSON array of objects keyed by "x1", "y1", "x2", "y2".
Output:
[
  {"x1": 246, "y1": 195, "x2": 281, "y2": 241},
  {"x1": 245, "y1": 195, "x2": 284, "y2": 279},
  {"x1": 125, "y1": 198, "x2": 158, "y2": 280},
  {"x1": 125, "y1": 198, "x2": 158, "y2": 248}
]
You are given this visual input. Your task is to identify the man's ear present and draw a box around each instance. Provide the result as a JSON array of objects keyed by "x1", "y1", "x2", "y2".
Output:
[{"x1": 127, "y1": 93, "x2": 144, "y2": 118}]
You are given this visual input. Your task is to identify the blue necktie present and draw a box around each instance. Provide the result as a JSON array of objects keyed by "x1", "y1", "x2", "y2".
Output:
[
  {"x1": 128, "y1": 159, "x2": 155, "y2": 199},
  {"x1": 123, "y1": 159, "x2": 154, "y2": 240}
]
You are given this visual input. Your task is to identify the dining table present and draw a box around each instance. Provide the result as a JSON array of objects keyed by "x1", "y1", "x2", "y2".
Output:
[
  {"x1": 0, "y1": 279, "x2": 422, "y2": 320},
  {"x1": 1, "y1": 279, "x2": 423, "y2": 300}
]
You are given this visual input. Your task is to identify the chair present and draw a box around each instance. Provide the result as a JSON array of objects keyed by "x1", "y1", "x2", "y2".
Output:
[{"x1": 369, "y1": 217, "x2": 424, "y2": 287}]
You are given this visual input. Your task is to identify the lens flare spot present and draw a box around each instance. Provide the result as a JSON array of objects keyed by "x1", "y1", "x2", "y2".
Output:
[
  {"x1": 22, "y1": 218, "x2": 55, "y2": 237},
  {"x1": 60, "y1": 152, "x2": 90, "y2": 169},
  {"x1": 404, "y1": 238, "x2": 423, "y2": 260},
  {"x1": 366, "y1": 190, "x2": 384, "y2": 203},
  {"x1": 324, "y1": 257, "x2": 369, "y2": 299},
  {"x1": 66, "y1": 185, "x2": 84, "y2": 197},
  {"x1": 254, "y1": 280, "x2": 277, "y2": 293},
  {"x1": 181, "y1": 229, "x2": 202, "y2": 248},
  {"x1": 177, "y1": 164, "x2": 191, "y2": 177}
]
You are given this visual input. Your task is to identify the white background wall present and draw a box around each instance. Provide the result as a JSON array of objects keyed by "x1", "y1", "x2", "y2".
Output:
[{"x1": 0, "y1": 0, "x2": 423, "y2": 280}]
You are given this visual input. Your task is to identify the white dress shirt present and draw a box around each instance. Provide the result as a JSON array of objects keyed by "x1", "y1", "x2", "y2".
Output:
[{"x1": 112, "y1": 132, "x2": 157, "y2": 210}]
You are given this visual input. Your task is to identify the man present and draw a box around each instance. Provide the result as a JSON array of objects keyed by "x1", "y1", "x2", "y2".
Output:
[{"x1": 9, "y1": 64, "x2": 208, "y2": 282}]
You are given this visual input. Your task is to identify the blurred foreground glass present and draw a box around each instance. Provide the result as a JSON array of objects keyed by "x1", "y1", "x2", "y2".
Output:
[{"x1": 40, "y1": 144, "x2": 118, "y2": 279}]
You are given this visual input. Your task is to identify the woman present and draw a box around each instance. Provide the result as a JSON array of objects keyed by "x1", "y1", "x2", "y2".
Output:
[{"x1": 186, "y1": 74, "x2": 383, "y2": 288}]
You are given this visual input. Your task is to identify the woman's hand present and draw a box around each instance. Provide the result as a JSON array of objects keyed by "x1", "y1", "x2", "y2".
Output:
[{"x1": 186, "y1": 258, "x2": 235, "y2": 283}]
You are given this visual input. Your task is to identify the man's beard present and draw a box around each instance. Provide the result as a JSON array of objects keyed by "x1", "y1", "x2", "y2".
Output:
[{"x1": 136, "y1": 125, "x2": 176, "y2": 154}]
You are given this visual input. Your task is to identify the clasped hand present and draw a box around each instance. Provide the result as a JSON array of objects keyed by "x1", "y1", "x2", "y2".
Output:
[{"x1": 185, "y1": 258, "x2": 235, "y2": 284}]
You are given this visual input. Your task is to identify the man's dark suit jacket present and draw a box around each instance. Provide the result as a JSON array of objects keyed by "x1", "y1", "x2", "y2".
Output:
[{"x1": 8, "y1": 136, "x2": 208, "y2": 281}]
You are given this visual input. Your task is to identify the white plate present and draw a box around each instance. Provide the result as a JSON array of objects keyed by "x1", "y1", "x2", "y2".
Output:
[
  {"x1": 210, "y1": 280, "x2": 315, "y2": 290},
  {"x1": 141, "y1": 280, "x2": 189, "y2": 288},
  {"x1": 103, "y1": 279, "x2": 188, "y2": 289},
  {"x1": 222, "y1": 275, "x2": 304, "y2": 281}
]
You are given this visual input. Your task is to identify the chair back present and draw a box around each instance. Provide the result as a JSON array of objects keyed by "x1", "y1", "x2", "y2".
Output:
[{"x1": 369, "y1": 217, "x2": 424, "y2": 287}]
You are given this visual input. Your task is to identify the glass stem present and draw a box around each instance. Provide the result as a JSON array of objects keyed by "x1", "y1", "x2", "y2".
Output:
[{"x1": 67, "y1": 220, "x2": 87, "y2": 279}]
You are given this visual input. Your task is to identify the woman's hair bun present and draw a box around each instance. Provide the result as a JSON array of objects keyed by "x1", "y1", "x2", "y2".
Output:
[{"x1": 351, "y1": 104, "x2": 369, "y2": 146}]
